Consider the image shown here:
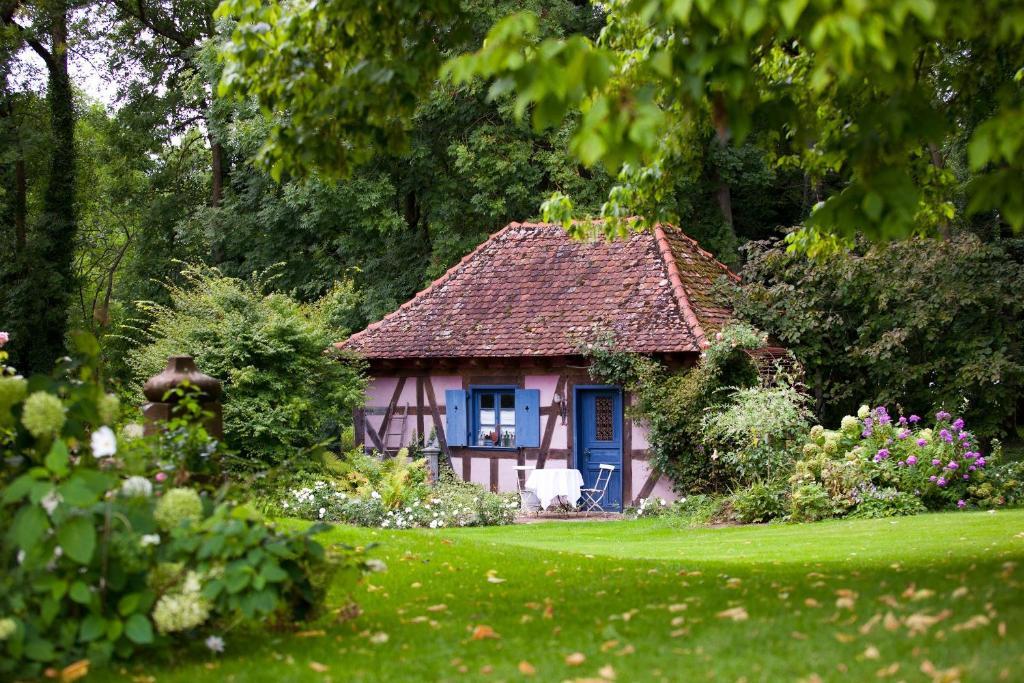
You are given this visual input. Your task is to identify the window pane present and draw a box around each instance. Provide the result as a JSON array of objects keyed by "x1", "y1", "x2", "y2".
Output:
[
  {"x1": 479, "y1": 410, "x2": 495, "y2": 425},
  {"x1": 478, "y1": 427, "x2": 496, "y2": 445},
  {"x1": 500, "y1": 409, "x2": 515, "y2": 425},
  {"x1": 480, "y1": 393, "x2": 495, "y2": 410},
  {"x1": 500, "y1": 393, "x2": 515, "y2": 410}
]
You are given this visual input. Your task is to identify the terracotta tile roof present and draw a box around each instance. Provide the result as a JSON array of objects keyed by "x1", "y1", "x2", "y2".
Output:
[{"x1": 337, "y1": 221, "x2": 738, "y2": 359}]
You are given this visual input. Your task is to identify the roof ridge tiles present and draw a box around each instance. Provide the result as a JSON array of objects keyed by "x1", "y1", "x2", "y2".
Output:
[{"x1": 653, "y1": 224, "x2": 709, "y2": 350}]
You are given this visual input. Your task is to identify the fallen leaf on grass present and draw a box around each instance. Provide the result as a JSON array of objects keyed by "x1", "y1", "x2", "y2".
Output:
[
  {"x1": 309, "y1": 661, "x2": 329, "y2": 673},
  {"x1": 950, "y1": 586, "x2": 968, "y2": 599},
  {"x1": 427, "y1": 604, "x2": 448, "y2": 612},
  {"x1": 920, "y1": 660, "x2": 962, "y2": 683},
  {"x1": 617, "y1": 644, "x2": 636, "y2": 656},
  {"x1": 599, "y1": 664, "x2": 616, "y2": 679},
  {"x1": 369, "y1": 632, "x2": 389, "y2": 644},
  {"x1": 565, "y1": 652, "x2": 586, "y2": 666},
  {"x1": 859, "y1": 613, "x2": 882, "y2": 634},
  {"x1": 716, "y1": 606, "x2": 749, "y2": 622},
  {"x1": 834, "y1": 632, "x2": 855, "y2": 643},
  {"x1": 667, "y1": 603, "x2": 687, "y2": 612},
  {"x1": 471, "y1": 624, "x2": 500, "y2": 640},
  {"x1": 951, "y1": 615, "x2": 989, "y2": 631},
  {"x1": 60, "y1": 660, "x2": 89, "y2": 682},
  {"x1": 791, "y1": 631, "x2": 808, "y2": 640},
  {"x1": 905, "y1": 609, "x2": 952, "y2": 636},
  {"x1": 295, "y1": 629, "x2": 326, "y2": 638},
  {"x1": 876, "y1": 663, "x2": 900, "y2": 678},
  {"x1": 883, "y1": 612, "x2": 901, "y2": 631},
  {"x1": 518, "y1": 661, "x2": 536, "y2": 676},
  {"x1": 600, "y1": 640, "x2": 619, "y2": 652},
  {"x1": 804, "y1": 598, "x2": 821, "y2": 608},
  {"x1": 863, "y1": 646, "x2": 880, "y2": 660}
]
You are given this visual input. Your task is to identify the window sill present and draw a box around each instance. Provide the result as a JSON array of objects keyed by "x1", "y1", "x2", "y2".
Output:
[{"x1": 454, "y1": 446, "x2": 520, "y2": 452}]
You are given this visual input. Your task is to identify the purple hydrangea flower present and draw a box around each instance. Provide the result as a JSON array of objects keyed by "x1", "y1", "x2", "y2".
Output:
[
  {"x1": 937, "y1": 477, "x2": 948, "y2": 487},
  {"x1": 932, "y1": 459, "x2": 941, "y2": 466},
  {"x1": 976, "y1": 457, "x2": 986, "y2": 467},
  {"x1": 875, "y1": 407, "x2": 892, "y2": 425},
  {"x1": 962, "y1": 474, "x2": 970, "y2": 480},
  {"x1": 940, "y1": 429, "x2": 953, "y2": 443},
  {"x1": 898, "y1": 416, "x2": 908, "y2": 426},
  {"x1": 909, "y1": 415, "x2": 921, "y2": 423},
  {"x1": 929, "y1": 475, "x2": 938, "y2": 482},
  {"x1": 877, "y1": 448, "x2": 890, "y2": 459},
  {"x1": 917, "y1": 438, "x2": 928, "y2": 447},
  {"x1": 957, "y1": 500, "x2": 966, "y2": 509},
  {"x1": 947, "y1": 461, "x2": 959, "y2": 470},
  {"x1": 897, "y1": 429, "x2": 910, "y2": 440},
  {"x1": 968, "y1": 465, "x2": 976, "y2": 471},
  {"x1": 906, "y1": 455, "x2": 918, "y2": 466},
  {"x1": 936, "y1": 411, "x2": 951, "y2": 422},
  {"x1": 898, "y1": 460, "x2": 906, "y2": 467},
  {"x1": 952, "y1": 418, "x2": 965, "y2": 431}
]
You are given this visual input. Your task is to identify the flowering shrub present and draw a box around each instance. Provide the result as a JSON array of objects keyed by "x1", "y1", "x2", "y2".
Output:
[
  {"x1": 271, "y1": 468, "x2": 518, "y2": 528},
  {"x1": 793, "y1": 404, "x2": 1011, "y2": 517},
  {"x1": 625, "y1": 497, "x2": 671, "y2": 518},
  {"x1": 0, "y1": 333, "x2": 368, "y2": 678}
]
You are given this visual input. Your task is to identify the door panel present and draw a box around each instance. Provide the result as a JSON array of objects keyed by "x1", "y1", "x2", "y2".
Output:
[{"x1": 577, "y1": 389, "x2": 623, "y2": 511}]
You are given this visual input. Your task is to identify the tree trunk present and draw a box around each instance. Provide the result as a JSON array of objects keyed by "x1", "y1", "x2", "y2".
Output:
[
  {"x1": 710, "y1": 93, "x2": 736, "y2": 235},
  {"x1": 210, "y1": 137, "x2": 224, "y2": 207},
  {"x1": 24, "y1": 6, "x2": 77, "y2": 373},
  {"x1": 14, "y1": 156, "x2": 26, "y2": 251}
]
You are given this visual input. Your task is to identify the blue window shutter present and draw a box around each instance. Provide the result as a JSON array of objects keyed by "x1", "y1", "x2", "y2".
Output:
[
  {"x1": 515, "y1": 389, "x2": 541, "y2": 447},
  {"x1": 445, "y1": 390, "x2": 468, "y2": 447}
]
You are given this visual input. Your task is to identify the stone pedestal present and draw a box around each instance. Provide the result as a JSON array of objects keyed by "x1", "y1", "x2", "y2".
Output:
[{"x1": 142, "y1": 355, "x2": 223, "y2": 437}]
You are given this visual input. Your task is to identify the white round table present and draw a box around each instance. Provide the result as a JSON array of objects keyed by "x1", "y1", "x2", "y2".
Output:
[{"x1": 524, "y1": 469, "x2": 584, "y2": 510}]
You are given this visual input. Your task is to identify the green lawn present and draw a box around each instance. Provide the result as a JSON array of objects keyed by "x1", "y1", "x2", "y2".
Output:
[{"x1": 95, "y1": 510, "x2": 1024, "y2": 682}]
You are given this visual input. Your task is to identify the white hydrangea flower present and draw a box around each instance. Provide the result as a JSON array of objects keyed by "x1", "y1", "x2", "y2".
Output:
[
  {"x1": 41, "y1": 489, "x2": 62, "y2": 516},
  {"x1": 371, "y1": 491, "x2": 381, "y2": 500},
  {"x1": 318, "y1": 507, "x2": 326, "y2": 519},
  {"x1": 121, "y1": 476, "x2": 153, "y2": 498},
  {"x1": 152, "y1": 589, "x2": 210, "y2": 634},
  {"x1": 91, "y1": 426, "x2": 117, "y2": 458},
  {"x1": 0, "y1": 617, "x2": 16, "y2": 640},
  {"x1": 140, "y1": 534, "x2": 161, "y2": 547}
]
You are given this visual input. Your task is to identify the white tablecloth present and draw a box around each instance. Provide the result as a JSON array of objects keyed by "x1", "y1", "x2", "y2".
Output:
[{"x1": 525, "y1": 469, "x2": 584, "y2": 510}]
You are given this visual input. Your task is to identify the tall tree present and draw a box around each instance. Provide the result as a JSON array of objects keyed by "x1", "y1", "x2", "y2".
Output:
[
  {"x1": 103, "y1": 0, "x2": 224, "y2": 205},
  {"x1": 1, "y1": 0, "x2": 78, "y2": 372}
]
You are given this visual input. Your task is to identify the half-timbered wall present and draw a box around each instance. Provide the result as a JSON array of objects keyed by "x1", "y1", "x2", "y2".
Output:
[{"x1": 354, "y1": 363, "x2": 680, "y2": 507}]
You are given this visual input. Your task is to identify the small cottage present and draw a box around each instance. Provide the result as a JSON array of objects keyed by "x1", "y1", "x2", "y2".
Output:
[{"x1": 336, "y1": 221, "x2": 739, "y2": 510}]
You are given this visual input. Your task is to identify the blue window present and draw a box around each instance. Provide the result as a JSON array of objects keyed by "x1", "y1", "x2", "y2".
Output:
[
  {"x1": 472, "y1": 387, "x2": 517, "y2": 447},
  {"x1": 445, "y1": 387, "x2": 541, "y2": 448}
]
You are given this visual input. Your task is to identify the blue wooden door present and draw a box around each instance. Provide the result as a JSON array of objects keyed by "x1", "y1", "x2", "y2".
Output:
[{"x1": 576, "y1": 388, "x2": 623, "y2": 511}]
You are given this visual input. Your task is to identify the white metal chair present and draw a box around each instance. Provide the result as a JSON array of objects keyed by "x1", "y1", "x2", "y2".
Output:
[
  {"x1": 513, "y1": 465, "x2": 541, "y2": 514},
  {"x1": 579, "y1": 464, "x2": 615, "y2": 513}
]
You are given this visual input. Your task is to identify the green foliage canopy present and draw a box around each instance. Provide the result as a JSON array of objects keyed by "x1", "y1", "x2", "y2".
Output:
[
  {"x1": 126, "y1": 266, "x2": 366, "y2": 467},
  {"x1": 731, "y1": 235, "x2": 1024, "y2": 438}
]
